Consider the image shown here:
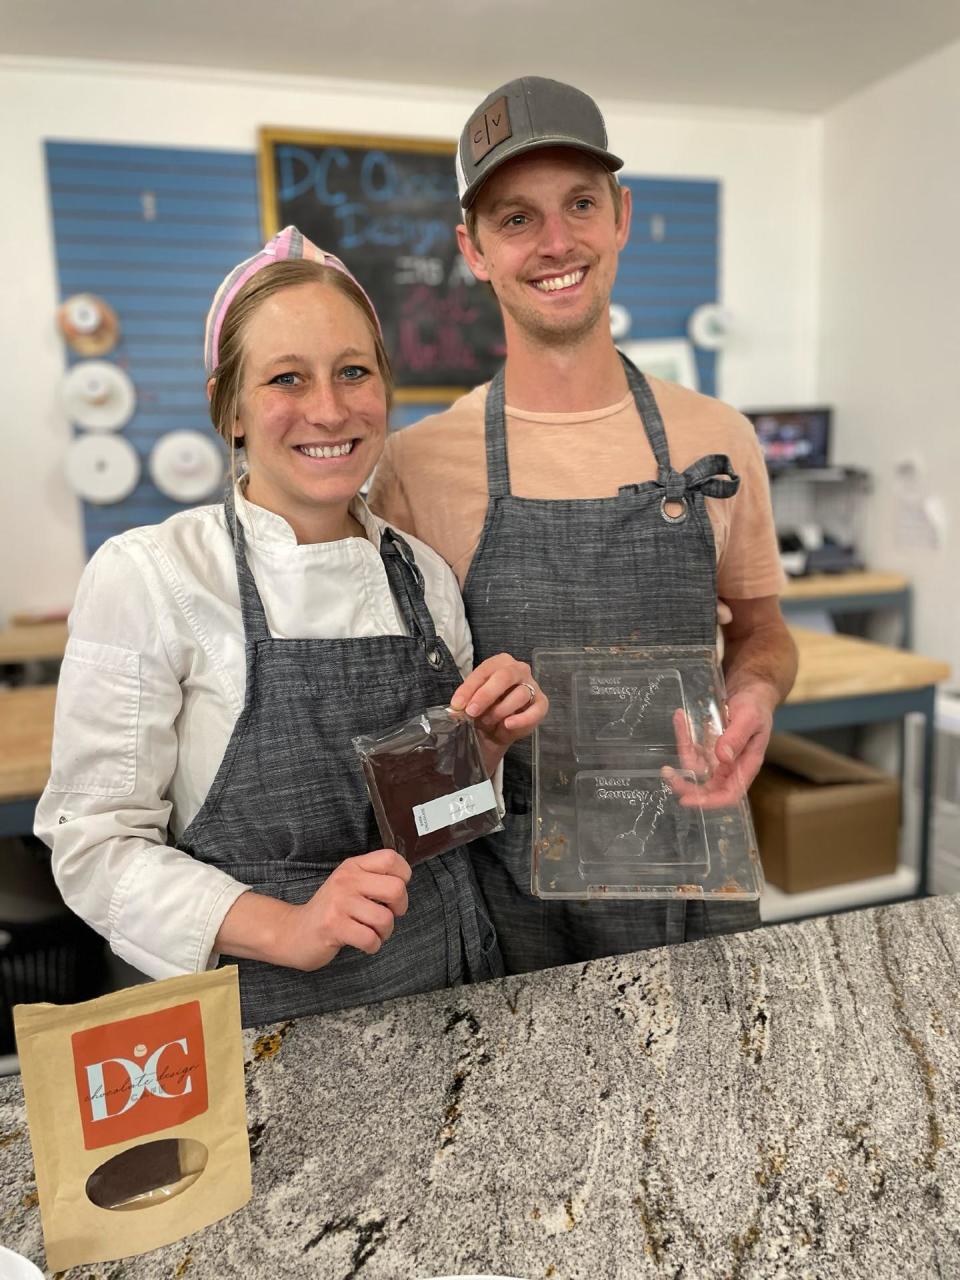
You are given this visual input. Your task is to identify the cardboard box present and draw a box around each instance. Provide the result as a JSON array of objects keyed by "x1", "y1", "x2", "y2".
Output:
[{"x1": 749, "y1": 733, "x2": 900, "y2": 893}]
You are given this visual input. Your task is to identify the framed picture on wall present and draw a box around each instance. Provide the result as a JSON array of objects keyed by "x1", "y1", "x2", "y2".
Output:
[
  {"x1": 258, "y1": 127, "x2": 505, "y2": 401},
  {"x1": 618, "y1": 338, "x2": 700, "y2": 392}
]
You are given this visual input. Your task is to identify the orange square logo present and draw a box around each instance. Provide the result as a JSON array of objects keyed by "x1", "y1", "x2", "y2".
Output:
[{"x1": 72, "y1": 1000, "x2": 208, "y2": 1150}]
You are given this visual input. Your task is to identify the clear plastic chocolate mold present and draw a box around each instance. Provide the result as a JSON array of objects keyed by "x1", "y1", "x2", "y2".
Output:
[
  {"x1": 575, "y1": 770, "x2": 709, "y2": 882},
  {"x1": 572, "y1": 665, "x2": 687, "y2": 765},
  {"x1": 532, "y1": 646, "x2": 763, "y2": 901}
]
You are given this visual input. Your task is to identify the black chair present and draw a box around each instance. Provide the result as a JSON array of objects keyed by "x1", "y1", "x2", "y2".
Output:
[{"x1": 0, "y1": 911, "x2": 108, "y2": 1057}]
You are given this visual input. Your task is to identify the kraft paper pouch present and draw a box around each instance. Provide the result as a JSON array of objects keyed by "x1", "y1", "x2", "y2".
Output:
[
  {"x1": 13, "y1": 966, "x2": 251, "y2": 1271},
  {"x1": 354, "y1": 705, "x2": 503, "y2": 864}
]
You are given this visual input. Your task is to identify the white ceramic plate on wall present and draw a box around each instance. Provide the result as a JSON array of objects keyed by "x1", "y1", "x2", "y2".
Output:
[
  {"x1": 61, "y1": 360, "x2": 136, "y2": 431},
  {"x1": 149, "y1": 429, "x2": 225, "y2": 502},
  {"x1": 64, "y1": 433, "x2": 141, "y2": 504}
]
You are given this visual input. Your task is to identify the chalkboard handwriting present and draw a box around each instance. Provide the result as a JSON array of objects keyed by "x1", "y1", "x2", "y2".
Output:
[
  {"x1": 264, "y1": 131, "x2": 505, "y2": 387},
  {"x1": 333, "y1": 205, "x2": 450, "y2": 255},
  {"x1": 398, "y1": 285, "x2": 482, "y2": 373},
  {"x1": 396, "y1": 257, "x2": 483, "y2": 289},
  {"x1": 448, "y1": 257, "x2": 476, "y2": 287},
  {"x1": 395, "y1": 256, "x2": 444, "y2": 287},
  {"x1": 278, "y1": 146, "x2": 457, "y2": 205}
]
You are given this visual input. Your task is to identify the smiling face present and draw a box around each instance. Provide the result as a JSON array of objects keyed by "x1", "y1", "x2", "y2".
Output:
[
  {"x1": 458, "y1": 148, "x2": 631, "y2": 350},
  {"x1": 234, "y1": 281, "x2": 387, "y2": 534}
]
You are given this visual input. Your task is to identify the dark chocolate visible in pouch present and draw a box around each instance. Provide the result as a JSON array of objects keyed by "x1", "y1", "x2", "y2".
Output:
[
  {"x1": 86, "y1": 1138, "x2": 182, "y2": 1209},
  {"x1": 359, "y1": 708, "x2": 500, "y2": 864}
]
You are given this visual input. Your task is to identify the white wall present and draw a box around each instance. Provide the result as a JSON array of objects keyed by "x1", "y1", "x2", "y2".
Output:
[
  {"x1": 818, "y1": 40, "x2": 960, "y2": 673},
  {"x1": 0, "y1": 57, "x2": 821, "y2": 617}
]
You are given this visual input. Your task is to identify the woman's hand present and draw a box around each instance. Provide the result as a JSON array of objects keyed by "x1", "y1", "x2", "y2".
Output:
[
  {"x1": 280, "y1": 849, "x2": 412, "y2": 970},
  {"x1": 216, "y1": 849, "x2": 411, "y2": 971},
  {"x1": 450, "y1": 653, "x2": 548, "y2": 771}
]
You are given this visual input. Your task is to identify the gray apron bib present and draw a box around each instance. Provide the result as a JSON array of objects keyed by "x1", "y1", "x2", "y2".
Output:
[
  {"x1": 462, "y1": 355, "x2": 760, "y2": 974},
  {"x1": 178, "y1": 491, "x2": 502, "y2": 1026}
]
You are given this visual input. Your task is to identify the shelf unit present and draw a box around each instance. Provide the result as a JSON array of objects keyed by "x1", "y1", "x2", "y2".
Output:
[{"x1": 760, "y1": 866, "x2": 920, "y2": 924}]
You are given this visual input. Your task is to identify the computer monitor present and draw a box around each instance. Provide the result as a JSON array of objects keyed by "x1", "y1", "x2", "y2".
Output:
[{"x1": 742, "y1": 407, "x2": 832, "y2": 472}]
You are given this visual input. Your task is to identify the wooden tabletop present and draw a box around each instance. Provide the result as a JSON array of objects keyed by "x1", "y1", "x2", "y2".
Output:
[
  {"x1": 0, "y1": 685, "x2": 56, "y2": 802},
  {"x1": 787, "y1": 627, "x2": 950, "y2": 704},
  {"x1": 0, "y1": 621, "x2": 68, "y2": 664},
  {"x1": 0, "y1": 629, "x2": 951, "y2": 806},
  {"x1": 782, "y1": 571, "x2": 909, "y2": 601}
]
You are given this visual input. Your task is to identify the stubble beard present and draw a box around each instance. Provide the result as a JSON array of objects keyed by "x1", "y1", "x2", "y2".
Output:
[{"x1": 502, "y1": 283, "x2": 610, "y2": 351}]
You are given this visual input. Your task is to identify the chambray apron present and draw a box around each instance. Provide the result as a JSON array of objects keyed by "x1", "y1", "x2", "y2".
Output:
[
  {"x1": 462, "y1": 354, "x2": 760, "y2": 975},
  {"x1": 177, "y1": 491, "x2": 501, "y2": 1027}
]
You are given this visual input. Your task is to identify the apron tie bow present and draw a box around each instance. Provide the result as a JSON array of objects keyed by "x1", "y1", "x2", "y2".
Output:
[
  {"x1": 668, "y1": 454, "x2": 741, "y2": 500},
  {"x1": 653, "y1": 457, "x2": 739, "y2": 523}
]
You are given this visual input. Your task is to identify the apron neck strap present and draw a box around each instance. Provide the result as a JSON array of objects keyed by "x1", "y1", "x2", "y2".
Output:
[
  {"x1": 379, "y1": 526, "x2": 441, "y2": 648},
  {"x1": 225, "y1": 487, "x2": 272, "y2": 642},
  {"x1": 483, "y1": 354, "x2": 678, "y2": 498},
  {"x1": 618, "y1": 349, "x2": 674, "y2": 478},
  {"x1": 482, "y1": 367, "x2": 511, "y2": 498},
  {"x1": 225, "y1": 490, "x2": 442, "y2": 650}
]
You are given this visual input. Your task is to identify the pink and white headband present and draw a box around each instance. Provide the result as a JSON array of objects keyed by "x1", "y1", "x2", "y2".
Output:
[{"x1": 203, "y1": 226, "x2": 381, "y2": 374}]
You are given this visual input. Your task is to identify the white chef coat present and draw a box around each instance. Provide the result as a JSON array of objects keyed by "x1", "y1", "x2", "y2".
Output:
[{"x1": 35, "y1": 486, "x2": 479, "y2": 982}]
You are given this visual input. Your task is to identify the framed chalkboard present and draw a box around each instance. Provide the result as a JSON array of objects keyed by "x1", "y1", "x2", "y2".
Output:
[{"x1": 258, "y1": 128, "x2": 505, "y2": 401}]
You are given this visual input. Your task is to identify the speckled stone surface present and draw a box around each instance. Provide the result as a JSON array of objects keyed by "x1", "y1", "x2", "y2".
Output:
[{"x1": 3, "y1": 896, "x2": 960, "y2": 1279}]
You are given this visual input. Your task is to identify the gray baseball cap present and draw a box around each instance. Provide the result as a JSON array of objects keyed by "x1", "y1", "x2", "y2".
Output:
[{"x1": 456, "y1": 76, "x2": 623, "y2": 209}]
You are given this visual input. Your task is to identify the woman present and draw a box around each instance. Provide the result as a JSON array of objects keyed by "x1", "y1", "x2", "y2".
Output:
[{"x1": 36, "y1": 226, "x2": 546, "y2": 1027}]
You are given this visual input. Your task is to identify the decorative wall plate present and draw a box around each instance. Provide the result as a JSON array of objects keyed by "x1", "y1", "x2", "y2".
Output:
[
  {"x1": 149, "y1": 430, "x2": 225, "y2": 503},
  {"x1": 56, "y1": 293, "x2": 120, "y2": 356},
  {"x1": 62, "y1": 360, "x2": 136, "y2": 431},
  {"x1": 65, "y1": 434, "x2": 140, "y2": 505}
]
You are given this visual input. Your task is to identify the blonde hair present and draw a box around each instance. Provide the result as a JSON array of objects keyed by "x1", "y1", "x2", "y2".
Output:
[
  {"x1": 207, "y1": 260, "x2": 393, "y2": 479},
  {"x1": 464, "y1": 169, "x2": 624, "y2": 250}
]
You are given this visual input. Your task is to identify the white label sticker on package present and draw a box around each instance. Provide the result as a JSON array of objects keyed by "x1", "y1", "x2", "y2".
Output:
[{"x1": 413, "y1": 780, "x2": 497, "y2": 836}]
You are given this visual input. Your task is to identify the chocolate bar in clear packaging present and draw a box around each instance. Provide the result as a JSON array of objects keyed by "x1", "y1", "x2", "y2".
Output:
[{"x1": 354, "y1": 706, "x2": 503, "y2": 865}]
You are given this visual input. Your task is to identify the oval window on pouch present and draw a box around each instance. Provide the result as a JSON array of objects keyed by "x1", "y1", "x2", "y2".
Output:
[{"x1": 86, "y1": 1137, "x2": 208, "y2": 1211}]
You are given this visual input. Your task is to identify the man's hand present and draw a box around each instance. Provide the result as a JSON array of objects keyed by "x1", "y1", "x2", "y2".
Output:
[
  {"x1": 664, "y1": 684, "x2": 777, "y2": 808},
  {"x1": 665, "y1": 595, "x2": 796, "y2": 808},
  {"x1": 450, "y1": 653, "x2": 548, "y2": 771}
]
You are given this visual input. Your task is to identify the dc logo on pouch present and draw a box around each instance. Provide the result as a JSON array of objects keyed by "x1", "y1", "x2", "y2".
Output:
[
  {"x1": 72, "y1": 1000, "x2": 209, "y2": 1150},
  {"x1": 84, "y1": 1040, "x2": 194, "y2": 1122}
]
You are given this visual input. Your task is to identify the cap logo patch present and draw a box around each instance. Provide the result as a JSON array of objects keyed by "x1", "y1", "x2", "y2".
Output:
[{"x1": 469, "y1": 96, "x2": 512, "y2": 165}]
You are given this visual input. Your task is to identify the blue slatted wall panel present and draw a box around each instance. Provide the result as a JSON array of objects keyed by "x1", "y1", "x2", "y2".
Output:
[
  {"x1": 613, "y1": 176, "x2": 719, "y2": 395},
  {"x1": 45, "y1": 142, "x2": 262, "y2": 557},
  {"x1": 46, "y1": 144, "x2": 720, "y2": 547}
]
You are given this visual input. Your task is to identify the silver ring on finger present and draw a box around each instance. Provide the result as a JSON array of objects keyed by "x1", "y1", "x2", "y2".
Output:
[{"x1": 521, "y1": 681, "x2": 537, "y2": 709}]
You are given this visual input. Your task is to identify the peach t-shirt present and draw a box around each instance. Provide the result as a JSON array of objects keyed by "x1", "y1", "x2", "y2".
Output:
[{"x1": 369, "y1": 374, "x2": 784, "y2": 599}]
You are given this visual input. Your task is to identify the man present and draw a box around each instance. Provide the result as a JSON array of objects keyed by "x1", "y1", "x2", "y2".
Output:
[{"x1": 370, "y1": 76, "x2": 797, "y2": 973}]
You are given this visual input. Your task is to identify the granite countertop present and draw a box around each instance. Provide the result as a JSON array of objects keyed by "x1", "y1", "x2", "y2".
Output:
[{"x1": 2, "y1": 895, "x2": 960, "y2": 1279}]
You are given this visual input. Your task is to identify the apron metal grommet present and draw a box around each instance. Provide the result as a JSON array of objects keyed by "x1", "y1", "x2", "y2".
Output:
[
  {"x1": 427, "y1": 647, "x2": 443, "y2": 668},
  {"x1": 660, "y1": 496, "x2": 688, "y2": 524}
]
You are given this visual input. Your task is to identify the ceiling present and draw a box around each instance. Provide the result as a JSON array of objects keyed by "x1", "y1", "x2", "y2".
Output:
[{"x1": 4, "y1": 0, "x2": 960, "y2": 113}]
